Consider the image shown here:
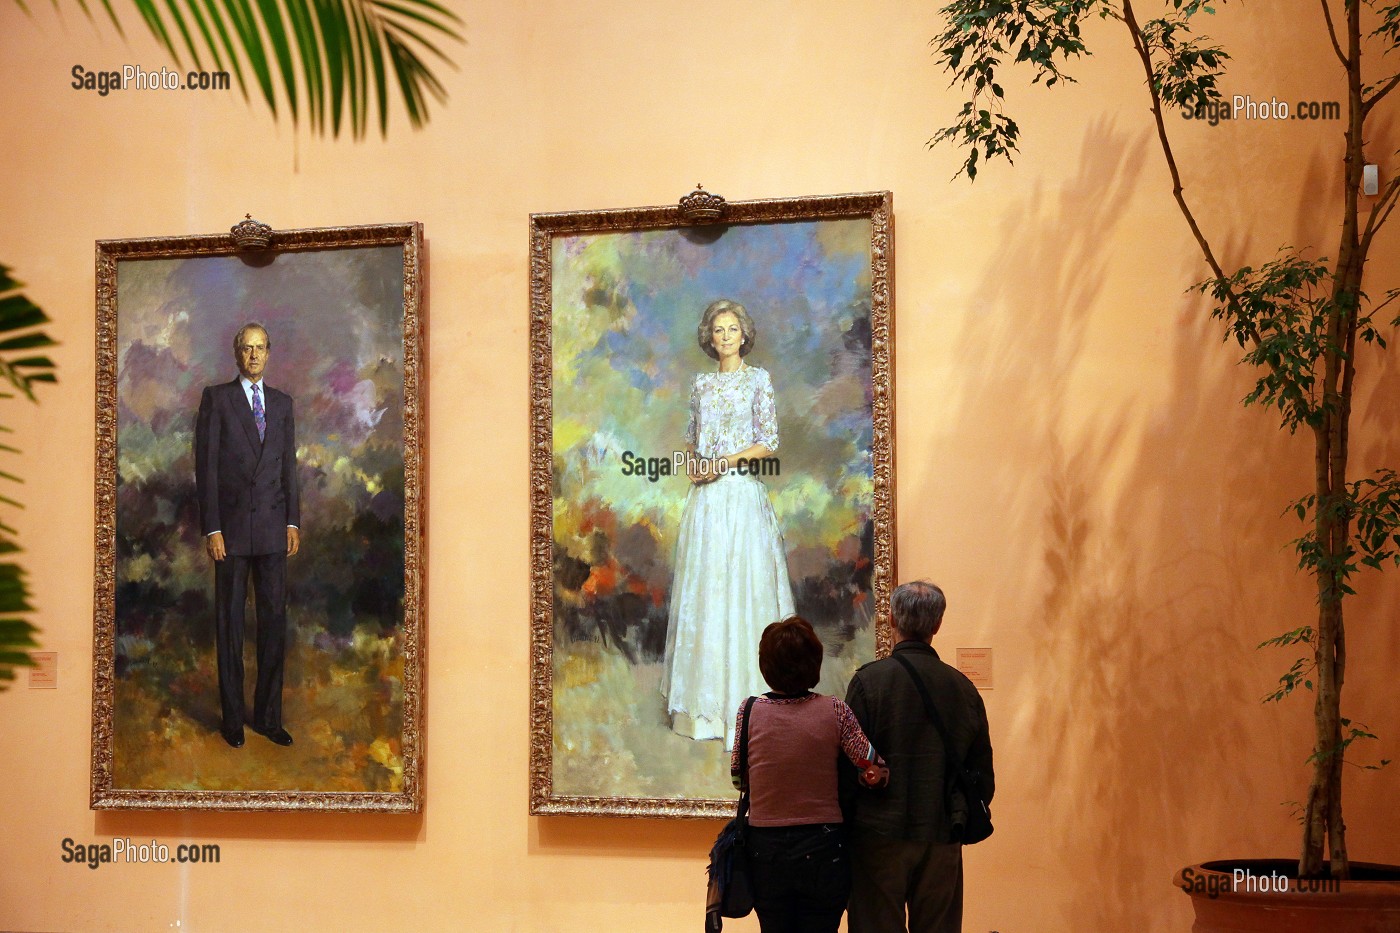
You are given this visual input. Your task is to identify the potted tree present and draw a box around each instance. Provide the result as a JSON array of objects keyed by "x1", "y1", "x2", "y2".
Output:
[{"x1": 929, "y1": 0, "x2": 1400, "y2": 927}]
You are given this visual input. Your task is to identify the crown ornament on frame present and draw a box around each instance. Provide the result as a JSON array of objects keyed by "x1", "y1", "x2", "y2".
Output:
[
  {"x1": 230, "y1": 214, "x2": 273, "y2": 250},
  {"x1": 678, "y1": 184, "x2": 726, "y2": 223}
]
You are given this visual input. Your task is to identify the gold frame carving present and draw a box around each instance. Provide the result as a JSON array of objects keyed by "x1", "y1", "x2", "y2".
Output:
[
  {"x1": 529, "y1": 191, "x2": 896, "y2": 818},
  {"x1": 91, "y1": 221, "x2": 425, "y2": 812}
]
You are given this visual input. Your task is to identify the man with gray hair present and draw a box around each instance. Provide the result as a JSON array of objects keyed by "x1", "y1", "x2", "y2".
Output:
[
  {"x1": 843, "y1": 581, "x2": 994, "y2": 932},
  {"x1": 195, "y1": 322, "x2": 301, "y2": 749}
]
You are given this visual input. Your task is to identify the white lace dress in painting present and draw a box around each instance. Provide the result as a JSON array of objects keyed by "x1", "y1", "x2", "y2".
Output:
[{"x1": 661, "y1": 364, "x2": 796, "y2": 746}]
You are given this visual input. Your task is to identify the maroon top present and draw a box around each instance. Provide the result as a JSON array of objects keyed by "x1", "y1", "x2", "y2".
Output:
[{"x1": 730, "y1": 694, "x2": 885, "y2": 827}]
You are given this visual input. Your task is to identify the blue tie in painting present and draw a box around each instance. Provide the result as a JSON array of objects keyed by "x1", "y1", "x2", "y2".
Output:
[{"x1": 251, "y1": 383, "x2": 266, "y2": 441}]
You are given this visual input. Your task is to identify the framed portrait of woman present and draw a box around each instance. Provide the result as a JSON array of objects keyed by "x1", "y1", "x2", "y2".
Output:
[{"x1": 529, "y1": 189, "x2": 896, "y2": 817}]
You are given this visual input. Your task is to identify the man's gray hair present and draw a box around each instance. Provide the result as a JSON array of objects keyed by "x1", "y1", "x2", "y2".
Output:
[
  {"x1": 891, "y1": 580, "x2": 946, "y2": 641},
  {"x1": 233, "y1": 322, "x2": 271, "y2": 352}
]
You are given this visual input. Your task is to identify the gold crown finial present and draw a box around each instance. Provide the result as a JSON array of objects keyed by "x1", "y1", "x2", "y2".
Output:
[
  {"x1": 679, "y1": 184, "x2": 726, "y2": 223},
  {"x1": 231, "y1": 214, "x2": 273, "y2": 250}
]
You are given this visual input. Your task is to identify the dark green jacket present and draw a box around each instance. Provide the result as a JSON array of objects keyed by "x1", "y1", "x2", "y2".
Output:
[{"x1": 844, "y1": 641, "x2": 994, "y2": 843}]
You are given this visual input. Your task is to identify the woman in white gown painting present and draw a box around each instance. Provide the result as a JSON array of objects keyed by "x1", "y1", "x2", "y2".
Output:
[{"x1": 661, "y1": 299, "x2": 796, "y2": 747}]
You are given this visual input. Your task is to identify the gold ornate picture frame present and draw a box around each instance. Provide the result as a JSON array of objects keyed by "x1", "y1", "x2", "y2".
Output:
[
  {"x1": 91, "y1": 220, "x2": 425, "y2": 811},
  {"x1": 530, "y1": 189, "x2": 895, "y2": 817}
]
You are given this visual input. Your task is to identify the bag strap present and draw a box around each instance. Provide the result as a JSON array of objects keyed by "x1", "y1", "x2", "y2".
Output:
[
  {"x1": 737, "y1": 695, "x2": 757, "y2": 817},
  {"x1": 892, "y1": 652, "x2": 963, "y2": 770}
]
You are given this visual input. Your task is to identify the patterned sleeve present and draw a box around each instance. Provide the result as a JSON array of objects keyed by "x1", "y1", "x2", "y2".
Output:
[
  {"x1": 832, "y1": 697, "x2": 885, "y2": 778},
  {"x1": 684, "y1": 375, "x2": 699, "y2": 448},
  {"x1": 751, "y1": 368, "x2": 779, "y2": 452},
  {"x1": 730, "y1": 701, "x2": 749, "y2": 791}
]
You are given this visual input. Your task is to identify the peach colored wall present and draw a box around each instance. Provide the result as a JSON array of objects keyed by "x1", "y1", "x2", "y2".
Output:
[{"x1": 2, "y1": 1, "x2": 1398, "y2": 931}]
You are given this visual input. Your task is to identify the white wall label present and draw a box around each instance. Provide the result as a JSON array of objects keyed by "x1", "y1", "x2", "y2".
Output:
[
  {"x1": 28, "y1": 651, "x2": 57, "y2": 689},
  {"x1": 956, "y1": 647, "x2": 992, "y2": 689}
]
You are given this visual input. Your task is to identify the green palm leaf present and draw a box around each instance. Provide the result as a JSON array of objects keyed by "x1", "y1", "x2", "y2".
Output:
[
  {"x1": 0, "y1": 266, "x2": 56, "y2": 690},
  {"x1": 0, "y1": 267, "x2": 57, "y2": 402},
  {"x1": 37, "y1": 0, "x2": 463, "y2": 137}
]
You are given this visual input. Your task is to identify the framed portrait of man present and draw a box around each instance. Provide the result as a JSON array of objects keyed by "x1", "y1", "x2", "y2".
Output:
[
  {"x1": 529, "y1": 190, "x2": 896, "y2": 817},
  {"x1": 90, "y1": 220, "x2": 424, "y2": 811}
]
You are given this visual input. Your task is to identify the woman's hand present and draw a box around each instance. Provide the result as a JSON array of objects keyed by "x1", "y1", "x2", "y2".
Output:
[
  {"x1": 687, "y1": 457, "x2": 723, "y2": 485},
  {"x1": 860, "y1": 762, "x2": 890, "y2": 789}
]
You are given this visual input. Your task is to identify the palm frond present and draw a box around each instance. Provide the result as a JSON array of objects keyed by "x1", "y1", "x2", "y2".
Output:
[
  {"x1": 0, "y1": 266, "x2": 58, "y2": 402},
  {"x1": 0, "y1": 266, "x2": 55, "y2": 690},
  {"x1": 116, "y1": 0, "x2": 464, "y2": 137}
]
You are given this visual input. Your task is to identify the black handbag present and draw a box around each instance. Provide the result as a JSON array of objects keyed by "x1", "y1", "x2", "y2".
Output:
[
  {"x1": 705, "y1": 696, "x2": 758, "y2": 932},
  {"x1": 893, "y1": 654, "x2": 993, "y2": 845}
]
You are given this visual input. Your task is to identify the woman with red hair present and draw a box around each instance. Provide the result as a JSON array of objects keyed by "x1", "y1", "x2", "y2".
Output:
[{"x1": 732, "y1": 617, "x2": 890, "y2": 933}]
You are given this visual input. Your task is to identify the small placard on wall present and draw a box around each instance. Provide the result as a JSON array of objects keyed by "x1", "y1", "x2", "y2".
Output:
[
  {"x1": 28, "y1": 651, "x2": 57, "y2": 689},
  {"x1": 956, "y1": 647, "x2": 992, "y2": 690}
]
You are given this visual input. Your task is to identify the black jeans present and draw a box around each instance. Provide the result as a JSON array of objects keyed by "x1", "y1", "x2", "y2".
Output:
[{"x1": 748, "y1": 823, "x2": 851, "y2": 933}]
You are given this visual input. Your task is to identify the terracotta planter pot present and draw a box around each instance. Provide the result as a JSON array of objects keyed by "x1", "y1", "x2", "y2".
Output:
[{"x1": 1176, "y1": 860, "x2": 1400, "y2": 933}]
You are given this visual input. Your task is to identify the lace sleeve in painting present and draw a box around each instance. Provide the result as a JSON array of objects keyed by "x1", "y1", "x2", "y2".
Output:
[
  {"x1": 685, "y1": 375, "x2": 699, "y2": 448},
  {"x1": 752, "y1": 368, "x2": 779, "y2": 452}
]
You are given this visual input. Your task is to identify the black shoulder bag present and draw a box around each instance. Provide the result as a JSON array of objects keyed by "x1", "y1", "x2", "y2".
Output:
[
  {"x1": 893, "y1": 654, "x2": 993, "y2": 845},
  {"x1": 705, "y1": 696, "x2": 758, "y2": 931}
]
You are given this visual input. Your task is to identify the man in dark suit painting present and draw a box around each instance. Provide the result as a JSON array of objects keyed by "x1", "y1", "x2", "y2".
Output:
[{"x1": 195, "y1": 322, "x2": 301, "y2": 749}]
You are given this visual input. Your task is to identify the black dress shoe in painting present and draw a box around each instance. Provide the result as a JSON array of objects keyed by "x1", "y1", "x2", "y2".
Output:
[
  {"x1": 252, "y1": 725, "x2": 293, "y2": 746},
  {"x1": 221, "y1": 726, "x2": 245, "y2": 748}
]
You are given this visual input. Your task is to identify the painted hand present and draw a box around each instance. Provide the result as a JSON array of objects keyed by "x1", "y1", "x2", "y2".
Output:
[{"x1": 687, "y1": 458, "x2": 721, "y2": 485}]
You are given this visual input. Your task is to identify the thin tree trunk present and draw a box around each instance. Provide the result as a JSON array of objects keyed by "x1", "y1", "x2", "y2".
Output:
[
  {"x1": 1116, "y1": 0, "x2": 1378, "y2": 879},
  {"x1": 1301, "y1": 417, "x2": 1337, "y2": 877},
  {"x1": 1120, "y1": 0, "x2": 1244, "y2": 321},
  {"x1": 1299, "y1": 0, "x2": 1368, "y2": 879}
]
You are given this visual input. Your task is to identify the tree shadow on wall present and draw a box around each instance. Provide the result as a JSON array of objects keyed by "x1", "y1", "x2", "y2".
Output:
[{"x1": 938, "y1": 115, "x2": 1354, "y2": 931}]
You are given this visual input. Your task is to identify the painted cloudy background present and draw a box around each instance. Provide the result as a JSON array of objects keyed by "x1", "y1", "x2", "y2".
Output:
[
  {"x1": 550, "y1": 219, "x2": 880, "y2": 799},
  {"x1": 112, "y1": 246, "x2": 408, "y2": 792}
]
